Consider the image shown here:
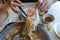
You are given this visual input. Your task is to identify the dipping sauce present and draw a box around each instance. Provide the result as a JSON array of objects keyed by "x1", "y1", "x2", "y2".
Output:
[{"x1": 45, "y1": 17, "x2": 53, "y2": 22}]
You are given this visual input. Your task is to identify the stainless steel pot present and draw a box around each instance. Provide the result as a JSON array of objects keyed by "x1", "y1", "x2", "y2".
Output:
[{"x1": 0, "y1": 22, "x2": 25, "y2": 40}]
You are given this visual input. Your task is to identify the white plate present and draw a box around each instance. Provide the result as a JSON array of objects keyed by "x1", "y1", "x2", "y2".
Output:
[
  {"x1": 47, "y1": 1, "x2": 60, "y2": 38},
  {"x1": 54, "y1": 23, "x2": 60, "y2": 37}
]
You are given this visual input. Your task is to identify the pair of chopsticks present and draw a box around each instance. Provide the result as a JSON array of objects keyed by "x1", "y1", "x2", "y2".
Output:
[
  {"x1": 18, "y1": 6, "x2": 28, "y2": 17},
  {"x1": 13, "y1": 0, "x2": 28, "y2": 17}
]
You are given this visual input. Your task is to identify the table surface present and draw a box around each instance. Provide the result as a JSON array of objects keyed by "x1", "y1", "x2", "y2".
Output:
[{"x1": 0, "y1": 2, "x2": 60, "y2": 40}]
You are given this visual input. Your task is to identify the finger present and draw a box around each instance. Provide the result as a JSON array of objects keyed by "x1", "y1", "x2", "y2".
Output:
[
  {"x1": 44, "y1": 4, "x2": 50, "y2": 12},
  {"x1": 35, "y1": 1, "x2": 40, "y2": 8},
  {"x1": 39, "y1": 0, "x2": 43, "y2": 4},
  {"x1": 5, "y1": 0, "x2": 11, "y2": 5},
  {"x1": 40, "y1": 0, "x2": 47, "y2": 12},
  {"x1": 16, "y1": 0, "x2": 22, "y2": 4},
  {"x1": 11, "y1": 2, "x2": 23, "y2": 7},
  {"x1": 40, "y1": 1, "x2": 50, "y2": 12},
  {"x1": 40, "y1": 0, "x2": 47, "y2": 9},
  {"x1": 11, "y1": 3, "x2": 19, "y2": 13},
  {"x1": 11, "y1": 5, "x2": 19, "y2": 13},
  {"x1": 16, "y1": 0, "x2": 24, "y2": 6}
]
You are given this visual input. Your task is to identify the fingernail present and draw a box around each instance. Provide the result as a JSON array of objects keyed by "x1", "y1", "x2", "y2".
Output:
[
  {"x1": 22, "y1": 4, "x2": 24, "y2": 6},
  {"x1": 20, "y1": 4, "x2": 24, "y2": 7}
]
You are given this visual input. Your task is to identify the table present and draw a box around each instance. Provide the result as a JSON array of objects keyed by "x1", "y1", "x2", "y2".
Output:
[
  {"x1": 0, "y1": 2, "x2": 60, "y2": 40},
  {"x1": 46, "y1": 1, "x2": 60, "y2": 40}
]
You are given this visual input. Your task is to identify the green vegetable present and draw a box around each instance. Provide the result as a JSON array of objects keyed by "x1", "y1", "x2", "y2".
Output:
[{"x1": 44, "y1": 23, "x2": 52, "y2": 30}]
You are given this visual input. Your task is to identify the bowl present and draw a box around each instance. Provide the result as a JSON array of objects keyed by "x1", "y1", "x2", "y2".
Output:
[
  {"x1": 14, "y1": 34, "x2": 31, "y2": 40},
  {"x1": 54, "y1": 23, "x2": 60, "y2": 37},
  {"x1": 0, "y1": 22, "x2": 26, "y2": 40},
  {"x1": 43, "y1": 14, "x2": 55, "y2": 23}
]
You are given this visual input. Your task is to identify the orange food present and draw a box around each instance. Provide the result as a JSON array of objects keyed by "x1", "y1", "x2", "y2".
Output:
[
  {"x1": 45, "y1": 17, "x2": 53, "y2": 22},
  {"x1": 58, "y1": 32, "x2": 60, "y2": 35},
  {"x1": 27, "y1": 8, "x2": 34, "y2": 17}
]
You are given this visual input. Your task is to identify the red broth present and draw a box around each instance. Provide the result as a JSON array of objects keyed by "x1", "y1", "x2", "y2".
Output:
[{"x1": 45, "y1": 17, "x2": 53, "y2": 22}]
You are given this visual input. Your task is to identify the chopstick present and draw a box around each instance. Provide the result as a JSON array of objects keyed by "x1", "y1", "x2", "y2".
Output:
[
  {"x1": 13, "y1": 0, "x2": 28, "y2": 17},
  {"x1": 18, "y1": 6, "x2": 28, "y2": 17}
]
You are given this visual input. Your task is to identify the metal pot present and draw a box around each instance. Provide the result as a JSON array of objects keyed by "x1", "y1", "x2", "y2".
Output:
[{"x1": 0, "y1": 22, "x2": 26, "y2": 40}]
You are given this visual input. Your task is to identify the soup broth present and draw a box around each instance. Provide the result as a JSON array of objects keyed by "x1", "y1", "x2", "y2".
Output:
[{"x1": 45, "y1": 17, "x2": 53, "y2": 22}]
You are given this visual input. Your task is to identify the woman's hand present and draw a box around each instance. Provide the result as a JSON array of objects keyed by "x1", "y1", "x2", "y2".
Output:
[
  {"x1": 4, "y1": 0, "x2": 24, "y2": 13},
  {"x1": 10, "y1": 0, "x2": 24, "y2": 13},
  {"x1": 36, "y1": 0, "x2": 58, "y2": 12}
]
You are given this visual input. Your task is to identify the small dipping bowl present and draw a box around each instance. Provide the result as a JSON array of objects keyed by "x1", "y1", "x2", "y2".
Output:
[{"x1": 43, "y1": 14, "x2": 55, "y2": 23}]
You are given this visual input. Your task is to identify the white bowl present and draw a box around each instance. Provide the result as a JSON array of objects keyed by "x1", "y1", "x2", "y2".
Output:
[
  {"x1": 54, "y1": 23, "x2": 60, "y2": 37},
  {"x1": 43, "y1": 14, "x2": 54, "y2": 23}
]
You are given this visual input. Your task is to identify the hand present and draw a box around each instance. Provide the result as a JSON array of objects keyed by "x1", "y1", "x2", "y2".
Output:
[
  {"x1": 5, "y1": 0, "x2": 11, "y2": 5},
  {"x1": 10, "y1": 0, "x2": 24, "y2": 13},
  {"x1": 36, "y1": 0, "x2": 58, "y2": 12}
]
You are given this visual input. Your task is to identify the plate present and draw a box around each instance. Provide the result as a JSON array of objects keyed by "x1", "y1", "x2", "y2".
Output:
[
  {"x1": 0, "y1": 8, "x2": 9, "y2": 27},
  {"x1": 54, "y1": 23, "x2": 60, "y2": 37}
]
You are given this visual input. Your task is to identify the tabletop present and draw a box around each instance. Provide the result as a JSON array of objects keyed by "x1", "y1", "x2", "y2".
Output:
[{"x1": 0, "y1": 2, "x2": 60, "y2": 40}]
